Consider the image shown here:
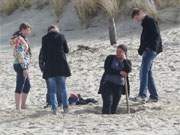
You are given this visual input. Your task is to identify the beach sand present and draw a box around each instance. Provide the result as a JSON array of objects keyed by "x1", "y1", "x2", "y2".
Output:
[{"x1": 0, "y1": 5, "x2": 180, "y2": 135}]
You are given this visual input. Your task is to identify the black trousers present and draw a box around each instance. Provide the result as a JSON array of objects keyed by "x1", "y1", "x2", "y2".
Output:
[
  {"x1": 14, "y1": 64, "x2": 31, "y2": 94},
  {"x1": 101, "y1": 82, "x2": 122, "y2": 114}
]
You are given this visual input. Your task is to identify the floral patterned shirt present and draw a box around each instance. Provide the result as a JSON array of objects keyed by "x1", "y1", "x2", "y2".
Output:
[{"x1": 11, "y1": 32, "x2": 31, "y2": 69}]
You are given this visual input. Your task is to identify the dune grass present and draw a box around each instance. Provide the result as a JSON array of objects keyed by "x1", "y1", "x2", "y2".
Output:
[
  {"x1": 35, "y1": 0, "x2": 50, "y2": 10},
  {"x1": 97, "y1": 0, "x2": 120, "y2": 17},
  {"x1": 156, "y1": 0, "x2": 180, "y2": 8},
  {"x1": 127, "y1": 0, "x2": 158, "y2": 18},
  {"x1": 74, "y1": 0, "x2": 128, "y2": 25},
  {"x1": 0, "y1": 0, "x2": 32, "y2": 15},
  {"x1": 19, "y1": 0, "x2": 32, "y2": 9},
  {"x1": 1, "y1": 0, "x2": 179, "y2": 21},
  {"x1": 73, "y1": 0, "x2": 98, "y2": 24},
  {"x1": 51, "y1": 0, "x2": 68, "y2": 19}
]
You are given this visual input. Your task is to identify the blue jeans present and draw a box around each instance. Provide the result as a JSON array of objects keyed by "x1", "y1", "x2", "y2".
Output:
[
  {"x1": 139, "y1": 49, "x2": 158, "y2": 99},
  {"x1": 46, "y1": 80, "x2": 62, "y2": 106},
  {"x1": 47, "y1": 76, "x2": 68, "y2": 111}
]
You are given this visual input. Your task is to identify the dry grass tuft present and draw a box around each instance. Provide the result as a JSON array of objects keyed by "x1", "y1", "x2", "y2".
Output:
[
  {"x1": 155, "y1": 0, "x2": 180, "y2": 8},
  {"x1": 97, "y1": 0, "x2": 119, "y2": 17},
  {"x1": 73, "y1": 0, "x2": 98, "y2": 24},
  {"x1": 128, "y1": 0, "x2": 158, "y2": 18},
  {"x1": 51, "y1": 0, "x2": 67, "y2": 18},
  {"x1": 35, "y1": 0, "x2": 50, "y2": 10},
  {"x1": 0, "y1": 0, "x2": 32, "y2": 15}
]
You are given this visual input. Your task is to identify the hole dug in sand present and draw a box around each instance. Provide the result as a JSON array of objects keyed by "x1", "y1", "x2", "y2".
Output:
[
  {"x1": 72, "y1": 105, "x2": 145, "y2": 115},
  {"x1": 73, "y1": 102, "x2": 163, "y2": 115}
]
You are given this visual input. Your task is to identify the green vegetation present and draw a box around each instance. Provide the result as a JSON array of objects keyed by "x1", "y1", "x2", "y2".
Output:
[{"x1": 0, "y1": 0, "x2": 32, "y2": 15}]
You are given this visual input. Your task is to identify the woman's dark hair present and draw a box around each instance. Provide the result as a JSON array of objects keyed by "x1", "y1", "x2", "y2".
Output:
[
  {"x1": 117, "y1": 44, "x2": 128, "y2": 54},
  {"x1": 19, "y1": 23, "x2": 31, "y2": 31},
  {"x1": 131, "y1": 8, "x2": 141, "y2": 18}
]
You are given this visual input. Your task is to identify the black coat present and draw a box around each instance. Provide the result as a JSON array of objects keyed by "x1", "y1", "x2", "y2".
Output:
[
  {"x1": 138, "y1": 15, "x2": 163, "y2": 55},
  {"x1": 39, "y1": 31, "x2": 71, "y2": 79},
  {"x1": 98, "y1": 55, "x2": 132, "y2": 95}
]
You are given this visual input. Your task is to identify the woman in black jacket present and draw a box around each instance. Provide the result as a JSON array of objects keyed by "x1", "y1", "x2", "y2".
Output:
[
  {"x1": 40, "y1": 26, "x2": 71, "y2": 79},
  {"x1": 99, "y1": 45, "x2": 132, "y2": 114},
  {"x1": 39, "y1": 25, "x2": 71, "y2": 114}
]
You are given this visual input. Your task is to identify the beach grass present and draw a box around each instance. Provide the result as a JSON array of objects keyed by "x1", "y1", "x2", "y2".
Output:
[{"x1": 0, "y1": 0, "x2": 32, "y2": 15}]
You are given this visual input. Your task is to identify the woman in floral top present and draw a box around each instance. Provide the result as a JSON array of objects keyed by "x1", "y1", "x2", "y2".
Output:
[{"x1": 11, "y1": 23, "x2": 32, "y2": 111}]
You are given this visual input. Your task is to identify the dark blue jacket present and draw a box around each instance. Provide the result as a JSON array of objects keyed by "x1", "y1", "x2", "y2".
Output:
[{"x1": 98, "y1": 55, "x2": 132, "y2": 95}]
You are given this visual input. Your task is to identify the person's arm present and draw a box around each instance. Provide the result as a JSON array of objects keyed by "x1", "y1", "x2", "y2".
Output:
[
  {"x1": 39, "y1": 37, "x2": 46, "y2": 72},
  {"x1": 138, "y1": 43, "x2": 146, "y2": 56},
  {"x1": 122, "y1": 59, "x2": 132, "y2": 73},
  {"x1": 62, "y1": 35, "x2": 69, "y2": 54},
  {"x1": 138, "y1": 30, "x2": 147, "y2": 56},
  {"x1": 104, "y1": 55, "x2": 120, "y2": 75},
  {"x1": 146, "y1": 18, "x2": 160, "y2": 50},
  {"x1": 39, "y1": 48, "x2": 44, "y2": 72}
]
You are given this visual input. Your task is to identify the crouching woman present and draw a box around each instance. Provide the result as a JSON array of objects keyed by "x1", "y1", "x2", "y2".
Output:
[{"x1": 99, "y1": 45, "x2": 132, "y2": 114}]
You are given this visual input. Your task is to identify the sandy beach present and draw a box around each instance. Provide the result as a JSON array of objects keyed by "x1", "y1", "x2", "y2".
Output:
[{"x1": 0, "y1": 2, "x2": 180, "y2": 135}]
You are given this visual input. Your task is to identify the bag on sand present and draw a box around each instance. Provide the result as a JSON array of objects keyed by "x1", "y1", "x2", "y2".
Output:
[{"x1": 68, "y1": 93, "x2": 98, "y2": 105}]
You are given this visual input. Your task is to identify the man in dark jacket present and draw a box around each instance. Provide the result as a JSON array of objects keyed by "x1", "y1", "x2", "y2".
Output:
[
  {"x1": 39, "y1": 25, "x2": 71, "y2": 114},
  {"x1": 131, "y1": 8, "x2": 162, "y2": 103}
]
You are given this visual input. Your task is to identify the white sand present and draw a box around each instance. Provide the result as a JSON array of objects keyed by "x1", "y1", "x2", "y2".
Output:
[{"x1": 0, "y1": 4, "x2": 180, "y2": 135}]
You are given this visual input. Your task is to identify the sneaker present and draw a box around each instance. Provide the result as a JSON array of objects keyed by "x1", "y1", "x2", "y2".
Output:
[
  {"x1": 146, "y1": 98, "x2": 158, "y2": 103},
  {"x1": 52, "y1": 109, "x2": 57, "y2": 115},
  {"x1": 44, "y1": 103, "x2": 50, "y2": 109},
  {"x1": 63, "y1": 107, "x2": 69, "y2": 113},
  {"x1": 130, "y1": 96, "x2": 146, "y2": 103},
  {"x1": 58, "y1": 103, "x2": 62, "y2": 108}
]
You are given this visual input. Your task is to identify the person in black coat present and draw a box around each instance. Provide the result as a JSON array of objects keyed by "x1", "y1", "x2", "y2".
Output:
[
  {"x1": 137, "y1": 14, "x2": 162, "y2": 55},
  {"x1": 131, "y1": 8, "x2": 163, "y2": 103},
  {"x1": 40, "y1": 26, "x2": 71, "y2": 79},
  {"x1": 39, "y1": 48, "x2": 62, "y2": 108},
  {"x1": 39, "y1": 25, "x2": 71, "y2": 114},
  {"x1": 98, "y1": 45, "x2": 132, "y2": 114}
]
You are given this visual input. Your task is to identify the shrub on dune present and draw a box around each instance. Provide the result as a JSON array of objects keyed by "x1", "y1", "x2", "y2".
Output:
[
  {"x1": 97, "y1": 0, "x2": 120, "y2": 18},
  {"x1": 73, "y1": 0, "x2": 98, "y2": 25},
  {"x1": 0, "y1": 0, "x2": 32, "y2": 15},
  {"x1": 128, "y1": 0, "x2": 158, "y2": 18},
  {"x1": 155, "y1": 0, "x2": 180, "y2": 8},
  {"x1": 51, "y1": 0, "x2": 66, "y2": 18},
  {"x1": 18, "y1": 0, "x2": 32, "y2": 9},
  {"x1": 35, "y1": 0, "x2": 50, "y2": 10}
]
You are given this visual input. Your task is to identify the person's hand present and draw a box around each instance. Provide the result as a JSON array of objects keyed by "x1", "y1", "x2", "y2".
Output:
[
  {"x1": 30, "y1": 59, "x2": 33, "y2": 64},
  {"x1": 23, "y1": 70, "x2": 28, "y2": 78},
  {"x1": 120, "y1": 71, "x2": 128, "y2": 77},
  {"x1": 138, "y1": 47, "x2": 143, "y2": 56},
  {"x1": 122, "y1": 53, "x2": 127, "y2": 60}
]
